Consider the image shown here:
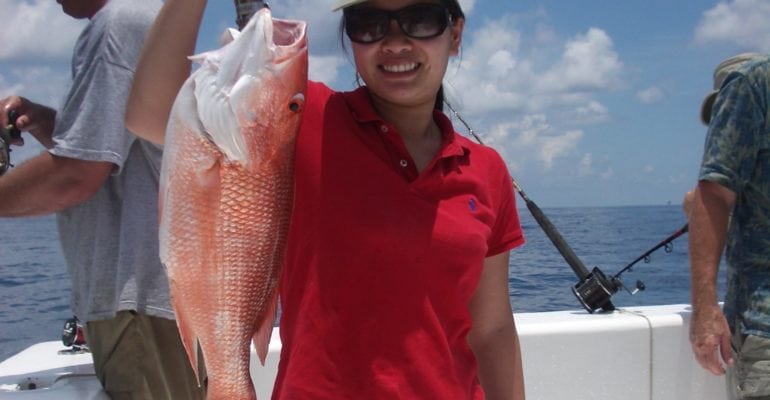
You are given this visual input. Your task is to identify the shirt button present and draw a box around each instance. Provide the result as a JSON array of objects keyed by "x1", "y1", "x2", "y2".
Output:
[
  {"x1": 380, "y1": 125, "x2": 389, "y2": 133},
  {"x1": 400, "y1": 159, "x2": 408, "y2": 168}
]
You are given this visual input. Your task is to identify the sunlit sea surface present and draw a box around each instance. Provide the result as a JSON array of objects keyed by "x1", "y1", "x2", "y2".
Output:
[{"x1": 0, "y1": 205, "x2": 726, "y2": 361}]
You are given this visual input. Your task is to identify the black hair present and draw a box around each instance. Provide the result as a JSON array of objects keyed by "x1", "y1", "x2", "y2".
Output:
[
  {"x1": 338, "y1": 0, "x2": 465, "y2": 111},
  {"x1": 435, "y1": 0, "x2": 464, "y2": 111}
]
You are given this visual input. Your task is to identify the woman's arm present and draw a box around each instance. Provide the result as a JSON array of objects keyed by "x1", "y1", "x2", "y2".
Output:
[
  {"x1": 125, "y1": 0, "x2": 208, "y2": 144},
  {"x1": 468, "y1": 251, "x2": 525, "y2": 400}
]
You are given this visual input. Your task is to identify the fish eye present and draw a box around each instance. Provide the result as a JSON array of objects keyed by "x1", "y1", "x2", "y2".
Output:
[{"x1": 288, "y1": 93, "x2": 305, "y2": 113}]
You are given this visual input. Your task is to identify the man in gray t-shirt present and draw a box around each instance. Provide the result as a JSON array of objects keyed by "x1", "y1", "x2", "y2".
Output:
[{"x1": 0, "y1": 0, "x2": 205, "y2": 398}]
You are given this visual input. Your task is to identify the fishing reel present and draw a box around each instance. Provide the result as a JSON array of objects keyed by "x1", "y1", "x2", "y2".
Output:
[
  {"x1": 0, "y1": 110, "x2": 20, "y2": 176},
  {"x1": 60, "y1": 316, "x2": 89, "y2": 354},
  {"x1": 572, "y1": 267, "x2": 646, "y2": 313}
]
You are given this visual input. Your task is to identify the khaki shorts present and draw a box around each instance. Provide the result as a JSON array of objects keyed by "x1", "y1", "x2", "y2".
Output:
[
  {"x1": 728, "y1": 325, "x2": 770, "y2": 400},
  {"x1": 85, "y1": 311, "x2": 207, "y2": 400}
]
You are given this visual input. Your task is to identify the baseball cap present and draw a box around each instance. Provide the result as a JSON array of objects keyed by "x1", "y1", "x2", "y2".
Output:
[
  {"x1": 332, "y1": 0, "x2": 367, "y2": 11},
  {"x1": 700, "y1": 52, "x2": 764, "y2": 125}
]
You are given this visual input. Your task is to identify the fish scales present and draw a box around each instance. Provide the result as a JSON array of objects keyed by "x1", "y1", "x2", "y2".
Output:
[{"x1": 158, "y1": 8, "x2": 307, "y2": 400}]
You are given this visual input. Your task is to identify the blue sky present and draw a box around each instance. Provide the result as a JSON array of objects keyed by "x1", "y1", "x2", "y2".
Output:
[{"x1": 1, "y1": 0, "x2": 768, "y2": 207}]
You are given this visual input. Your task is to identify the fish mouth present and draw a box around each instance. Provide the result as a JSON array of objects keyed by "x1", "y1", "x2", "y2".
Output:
[
  {"x1": 271, "y1": 18, "x2": 308, "y2": 64},
  {"x1": 380, "y1": 62, "x2": 420, "y2": 74}
]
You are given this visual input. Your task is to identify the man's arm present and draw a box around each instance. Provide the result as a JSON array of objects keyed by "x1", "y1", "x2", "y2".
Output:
[
  {"x1": 0, "y1": 152, "x2": 112, "y2": 217},
  {"x1": 688, "y1": 180, "x2": 736, "y2": 375}
]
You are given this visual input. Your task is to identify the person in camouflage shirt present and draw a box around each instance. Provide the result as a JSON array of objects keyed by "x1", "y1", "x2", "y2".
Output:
[{"x1": 688, "y1": 52, "x2": 770, "y2": 400}]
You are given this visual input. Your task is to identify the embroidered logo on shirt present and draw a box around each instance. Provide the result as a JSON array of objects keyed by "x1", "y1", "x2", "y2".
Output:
[{"x1": 468, "y1": 198, "x2": 477, "y2": 213}]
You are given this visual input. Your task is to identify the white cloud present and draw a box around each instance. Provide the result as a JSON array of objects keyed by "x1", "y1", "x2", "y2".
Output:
[
  {"x1": 636, "y1": 86, "x2": 665, "y2": 104},
  {"x1": 308, "y1": 55, "x2": 346, "y2": 85},
  {"x1": 449, "y1": 20, "x2": 622, "y2": 117},
  {"x1": 572, "y1": 101, "x2": 609, "y2": 124},
  {"x1": 0, "y1": 66, "x2": 71, "y2": 108},
  {"x1": 441, "y1": 14, "x2": 624, "y2": 179},
  {"x1": 539, "y1": 28, "x2": 622, "y2": 94},
  {"x1": 478, "y1": 113, "x2": 583, "y2": 171},
  {"x1": 578, "y1": 153, "x2": 593, "y2": 176},
  {"x1": 695, "y1": 0, "x2": 770, "y2": 52},
  {"x1": 0, "y1": 0, "x2": 85, "y2": 61},
  {"x1": 577, "y1": 153, "x2": 614, "y2": 179},
  {"x1": 600, "y1": 167, "x2": 614, "y2": 180},
  {"x1": 458, "y1": 0, "x2": 476, "y2": 14},
  {"x1": 540, "y1": 129, "x2": 583, "y2": 169}
]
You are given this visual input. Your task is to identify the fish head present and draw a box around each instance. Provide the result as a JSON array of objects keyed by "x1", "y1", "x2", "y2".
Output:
[{"x1": 191, "y1": 8, "x2": 308, "y2": 168}]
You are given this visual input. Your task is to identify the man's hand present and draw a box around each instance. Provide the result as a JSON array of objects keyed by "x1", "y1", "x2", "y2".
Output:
[
  {"x1": 0, "y1": 96, "x2": 56, "y2": 148},
  {"x1": 690, "y1": 303, "x2": 734, "y2": 375}
]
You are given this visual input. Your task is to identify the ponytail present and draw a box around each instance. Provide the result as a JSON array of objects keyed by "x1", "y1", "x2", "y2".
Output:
[{"x1": 435, "y1": 85, "x2": 445, "y2": 111}]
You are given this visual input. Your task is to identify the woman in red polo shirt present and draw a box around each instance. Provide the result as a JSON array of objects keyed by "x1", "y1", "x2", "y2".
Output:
[{"x1": 126, "y1": 0, "x2": 526, "y2": 398}]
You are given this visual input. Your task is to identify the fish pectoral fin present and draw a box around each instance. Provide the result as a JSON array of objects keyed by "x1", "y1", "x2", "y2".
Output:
[
  {"x1": 192, "y1": 67, "x2": 248, "y2": 164},
  {"x1": 230, "y1": 74, "x2": 261, "y2": 128},
  {"x1": 252, "y1": 287, "x2": 280, "y2": 366}
]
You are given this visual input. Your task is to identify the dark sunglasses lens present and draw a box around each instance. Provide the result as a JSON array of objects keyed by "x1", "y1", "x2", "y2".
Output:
[
  {"x1": 345, "y1": 4, "x2": 450, "y2": 44},
  {"x1": 345, "y1": 9, "x2": 389, "y2": 43},
  {"x1": 397, "y1": 4, "x2": 449, "y2": 39}
]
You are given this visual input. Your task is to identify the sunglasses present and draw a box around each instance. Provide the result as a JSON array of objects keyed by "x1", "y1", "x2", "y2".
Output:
[{"x1": 344, "y1": 3, "x2": 453, "y2": 44}]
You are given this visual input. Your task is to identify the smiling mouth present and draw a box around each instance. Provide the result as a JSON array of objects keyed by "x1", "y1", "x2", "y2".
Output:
[{"x1": 381, "y1": 63, "x2": 420, "y2": 73}]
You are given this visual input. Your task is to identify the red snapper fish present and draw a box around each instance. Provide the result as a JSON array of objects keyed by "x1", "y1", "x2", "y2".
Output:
[{"x1": 158, "y1": 8, "x2": 307, "y2": 399}]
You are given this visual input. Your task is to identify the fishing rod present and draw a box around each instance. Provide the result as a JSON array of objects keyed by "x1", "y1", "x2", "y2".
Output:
[
  {"x1": 571, "y1": 223, "x2": 689, "y2": 312},
  {"x1": 614, "y1": 223, "x2": 689, "y2": 282},
  {"x1": 446, "y1": 101, "x2": 691, "y2": 313},
  {"x1": 445, "y1": 101, "x2": 617, "y2": 312},
  {"x1": 0, "y1": 110, "x2": 21, "y2": 176},
  {"x1": 234, "y1": 0, "x2": 270, "y2": 29}
]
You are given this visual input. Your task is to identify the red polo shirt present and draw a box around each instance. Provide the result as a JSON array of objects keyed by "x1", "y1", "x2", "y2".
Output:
[{"x1": 273, "y1": 81, "x2": 525, "y2": 399}]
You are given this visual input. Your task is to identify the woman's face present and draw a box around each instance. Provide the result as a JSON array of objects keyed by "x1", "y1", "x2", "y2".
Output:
[{"x1": 349, "y1": 0, "x2": 464, "y2": 110}]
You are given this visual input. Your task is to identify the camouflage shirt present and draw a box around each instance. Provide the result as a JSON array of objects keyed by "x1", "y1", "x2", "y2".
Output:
[{"x1": 700, "y1": 56, "x2": 770, "y2": 337}]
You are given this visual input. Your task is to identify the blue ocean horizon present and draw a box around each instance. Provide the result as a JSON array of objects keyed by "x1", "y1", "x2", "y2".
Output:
[{"x1": 0, "y1": 204, "x2": 727, "y2": 361}]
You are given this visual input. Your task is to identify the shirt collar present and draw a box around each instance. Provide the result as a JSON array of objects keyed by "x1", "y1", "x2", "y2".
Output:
[{"x1": 341, "y1": 86, "x2": 469, "y2": 160}]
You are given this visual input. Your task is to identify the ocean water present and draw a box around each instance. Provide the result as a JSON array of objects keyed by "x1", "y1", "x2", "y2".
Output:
[{"x1": 0, "y1": 205, "x2": 726, "y2": 362}]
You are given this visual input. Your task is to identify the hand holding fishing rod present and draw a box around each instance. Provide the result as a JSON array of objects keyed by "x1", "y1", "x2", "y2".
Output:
[{"x1": 0, "y1": 109, "x2": 21, "y2": 176}]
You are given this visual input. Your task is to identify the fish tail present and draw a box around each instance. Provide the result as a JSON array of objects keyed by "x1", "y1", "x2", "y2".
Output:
[{"x1": 252, "y1": 286, "x2": 280, "y2": 366}]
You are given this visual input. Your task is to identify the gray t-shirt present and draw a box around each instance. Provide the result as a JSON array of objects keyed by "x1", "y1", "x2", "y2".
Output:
[{"x1": 51, "y1": 0, "x2": 169, "y2": 321}]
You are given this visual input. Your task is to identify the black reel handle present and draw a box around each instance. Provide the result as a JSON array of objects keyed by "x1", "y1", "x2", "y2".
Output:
[
  {"x1": 6, "y1": 109, "x2": 20, "y2": 139},
  {"x1": 0, "y1": 109, "x2": 21, "y2": 175}
]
